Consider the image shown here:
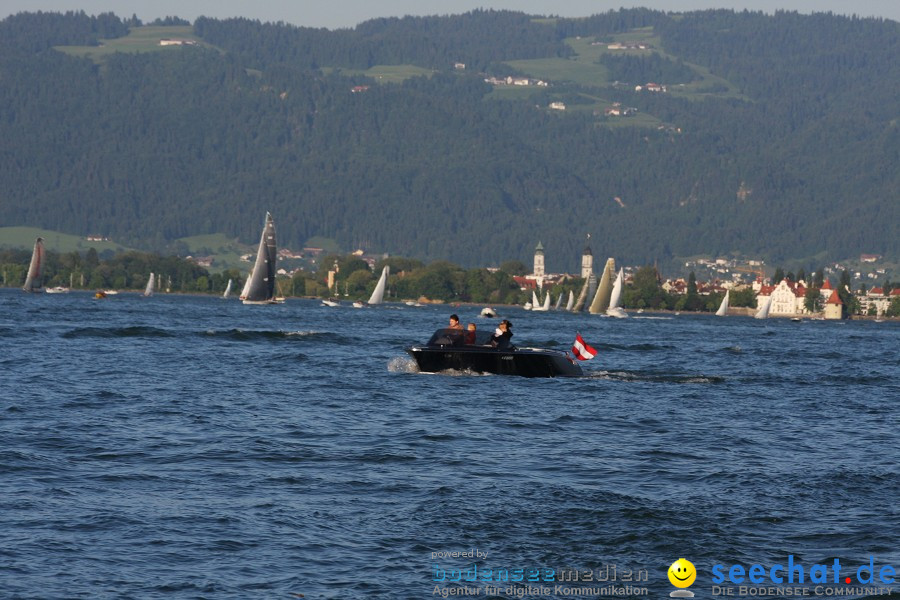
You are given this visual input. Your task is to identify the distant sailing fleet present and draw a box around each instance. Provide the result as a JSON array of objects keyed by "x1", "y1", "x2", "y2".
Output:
[
  {"x1": 19, "y1": 212, "x2": 392, "y2": 307},
  {"x1": 19, "y1": 215, "x2": 750, "y2": 318},
  {"x1": 526, "y1": 257, "x2": 629, "y2": 318}
]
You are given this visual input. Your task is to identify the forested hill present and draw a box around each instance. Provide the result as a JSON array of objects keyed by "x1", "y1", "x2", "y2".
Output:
[{"x1": 0, "y1": 9, "x2": 897, "y2": 271}]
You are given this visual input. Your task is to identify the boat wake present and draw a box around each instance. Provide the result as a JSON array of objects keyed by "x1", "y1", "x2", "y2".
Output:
[
  {"x1": 199, "y1": 329, "x2": 352, "y2": 343},
  {"x1": 584, "y1": 370, "x2": 724, "y2": 384},
  {"x1": 387, "y1": 357, "x2": 419, "y2": 373}
]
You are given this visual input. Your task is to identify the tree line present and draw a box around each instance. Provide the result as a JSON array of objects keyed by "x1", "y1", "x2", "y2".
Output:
[{"x1": 4, "y1": 247, "x2": 897, "y2": 316}]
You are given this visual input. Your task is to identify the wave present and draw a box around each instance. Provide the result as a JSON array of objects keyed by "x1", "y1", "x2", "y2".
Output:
[{"x1": 62, "y1": 326, "x2": 174, "y2": 339}]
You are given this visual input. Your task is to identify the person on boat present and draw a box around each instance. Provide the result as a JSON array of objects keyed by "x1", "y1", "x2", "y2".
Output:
[
  {"x1": 448, "y1": 314, "x2": 463, "y2": 330},
  {"x1": 465, "y1": 323, "x2": 477, "y2": 345},
  {"x1": 490, "y1": 320, "x2": 513, "y2": 349}
]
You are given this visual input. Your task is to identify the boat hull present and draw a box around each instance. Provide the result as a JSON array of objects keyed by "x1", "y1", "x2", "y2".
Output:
[{"x1": 407, "y1": 346, "x2": 582, "y2": 378}]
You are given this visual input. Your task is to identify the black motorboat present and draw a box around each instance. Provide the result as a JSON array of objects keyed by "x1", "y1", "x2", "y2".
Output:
[{"x1": 406, "y1": 328, "x2": 583, "y2": 378}]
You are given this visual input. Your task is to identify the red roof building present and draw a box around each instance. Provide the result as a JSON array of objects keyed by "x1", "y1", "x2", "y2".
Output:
[{"x1": 824, "y1": 289, "x2": 843, "y2": 319}]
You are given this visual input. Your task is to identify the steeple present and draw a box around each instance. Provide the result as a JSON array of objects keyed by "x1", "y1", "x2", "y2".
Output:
[
  {"x1": 533, "y1": 241, "x2": 545, "y2": 278},
  {"x1": 581, "y1": 234, "x2": 593, "y2": 279}
]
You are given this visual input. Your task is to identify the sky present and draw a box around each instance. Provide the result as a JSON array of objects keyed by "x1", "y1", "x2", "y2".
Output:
[{"x1": 2, "y1": 0, "x2": 899, "y2": 28}]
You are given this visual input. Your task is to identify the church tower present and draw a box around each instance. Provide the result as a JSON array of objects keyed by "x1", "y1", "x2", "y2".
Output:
[
  {"x1": 533, "y1": 241, "x2": 545, "y2": 278},
  {"x1": 581, "y1": 235, "x2": 593, "y2": 279}
]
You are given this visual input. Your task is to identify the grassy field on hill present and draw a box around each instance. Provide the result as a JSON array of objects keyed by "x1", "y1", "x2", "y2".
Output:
[
  {"x1": 174, "y1": 234, "x2": 252, "y2": 273},
  {"x1": 325, "y1": 64, "x2": 435, "y2": 84},
  {"x1": 0, "y1": 227, "x2": 130, "y2": 253},
  {"x1": 505, "y1": 31, "x2": 743, "y2": 100},
  {"x1": 56, "y1": 26, "x2": 214, "y2": 62}
]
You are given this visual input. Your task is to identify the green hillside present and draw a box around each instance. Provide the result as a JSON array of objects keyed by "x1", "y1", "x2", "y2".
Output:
[{"x1": 0, "y1": 9, "x2": 897, "y2": 272}]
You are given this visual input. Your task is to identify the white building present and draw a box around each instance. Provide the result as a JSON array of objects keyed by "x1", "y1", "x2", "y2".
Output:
[{"x1": 756, "y1": 279, "x2": 808, "y2": 316}]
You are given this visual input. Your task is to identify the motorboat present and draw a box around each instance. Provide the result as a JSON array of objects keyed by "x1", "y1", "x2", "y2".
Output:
[
  {"x1": 480, "y1": 307, "x2": 497, "y2": 317},
  {"x1": 406, "y1": 328, "x2": 583, "y2": 378}
]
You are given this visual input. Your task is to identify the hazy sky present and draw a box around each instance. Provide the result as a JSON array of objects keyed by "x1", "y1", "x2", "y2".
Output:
[{"x1": 3, "y1": 0, "x2": 898, "y2": 28}]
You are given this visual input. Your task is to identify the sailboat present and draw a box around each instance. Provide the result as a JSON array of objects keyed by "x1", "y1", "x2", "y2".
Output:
[
  {"x1": 531, "y1": 289, "x2": 551, "y2": 312},
  {"x1": 715, "y1": 290, "x2": 730, "y2": 317},
  {"x1": 755, "y1": 295, "x2": 772, "y2": 319},
  {"x1": 23, "y1": 237, "x2": 44, "y2": 293},
  {"x1": 589, "y1": 258, "x2": 616, "y2": 314},
  {"x1": 572, "y1": 277, "x2": 590, "y2": 312},
  {"x1": 565, "y1": 290, "x2": 575, "y2": 311},
  {"x1": 143, "y1": 273, "x2": 155, "y2": 297},
  {"x1": 606, "y1": 268, "x2": 628, "y2": 318},
  {"x1": 368, "y1": 265, "x2": 390, "y2": 305},
  {"x1": 242, "y1": 212, "x2": 279, "y2": 305},
  {"x1": 554, "y1": 291, "x2": 564, "y2": 310},
  {"x1": 223, "y1": 279, "x2": 233, "y2": 299}
]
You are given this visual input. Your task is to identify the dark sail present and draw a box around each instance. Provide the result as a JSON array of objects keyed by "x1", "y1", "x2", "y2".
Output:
[
  {"x1": 23, "y1": 237, "x2": 44, "y2": 292},
  {"x1": 243, "y1": 213, "x2": 277, "y2": 303}
]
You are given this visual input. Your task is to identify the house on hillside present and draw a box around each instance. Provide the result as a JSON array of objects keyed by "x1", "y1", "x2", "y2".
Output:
[
  {"x1": 605, "y1": 104, "x2": 637, "y2": 116},
  {"x1": 635, "y1": 82, "x2": 667, "y2": 93}
]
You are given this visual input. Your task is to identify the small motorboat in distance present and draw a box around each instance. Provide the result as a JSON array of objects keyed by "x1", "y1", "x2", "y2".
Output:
[
  {"x1": 406, "y1": 328, "x2": 582, "y2": 378},
  {"x1": 480, "y1": 307, "x2": 497, "y2": 317}
]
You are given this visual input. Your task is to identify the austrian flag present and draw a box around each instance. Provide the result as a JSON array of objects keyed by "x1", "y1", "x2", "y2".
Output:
[{"x1": 572, "y1": 333, "x2": 597, "y2": 361}]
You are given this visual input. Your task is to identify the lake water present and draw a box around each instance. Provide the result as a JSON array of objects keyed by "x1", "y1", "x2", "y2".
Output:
[{"x1": 1, "y1": 289, "x2": 898, "y2": 599}]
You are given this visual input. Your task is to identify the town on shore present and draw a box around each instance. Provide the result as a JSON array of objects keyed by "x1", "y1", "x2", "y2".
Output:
[{"x1": 3, "y1": 236, "x2": 898, "y2": 320}]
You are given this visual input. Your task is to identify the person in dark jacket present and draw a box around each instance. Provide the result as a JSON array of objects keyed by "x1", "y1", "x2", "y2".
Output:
[{"x1": 490, "y1": 320, "x2": 513, "y2": 349}]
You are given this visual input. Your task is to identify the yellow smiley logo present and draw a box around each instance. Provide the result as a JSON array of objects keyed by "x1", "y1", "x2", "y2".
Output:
[{"x1": 668, "y1": 558, "x2": 696, "y2": 588}]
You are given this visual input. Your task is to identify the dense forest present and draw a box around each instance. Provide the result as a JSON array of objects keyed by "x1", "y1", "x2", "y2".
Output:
[{"x1": 0, "y1": 9, "x2": 897, "y2": 272}]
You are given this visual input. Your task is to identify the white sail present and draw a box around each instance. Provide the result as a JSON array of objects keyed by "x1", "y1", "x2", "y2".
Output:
[
  {"x1": 223, "y1": 279, "x2": 233, "y2": 299},
  {"x1": 716, "y1": 290, "x2": 730, "y2": 317},
  {"x1": 532, "y1": 290, "x2": 540, "y2": 307},
  {"x1": 368, "y1": 265, "x2": 390, "y2": 304},
  {"x1": 144, "y1": 273, "x2": 155, "y2": 297},
  {"x1": 542, "y1": 291, "x2": 551, "y2": 310},
  {"x1": 242, "y1": 212, "x2": 278, "y2": 304},
  {"x1": 23, "y1": 237, "x2": 44, "y2": 293},
  {"x1": 565, "y1": 290, "x2": 575, "y2": 311},
  {"x1": 606, "y1": 269, "x2": 628, "y2": 318},
  {"x1": 589, "y1": 258, "x2": 616, "y2": 314},
  {"x1": 755, "y1": 295, "x2": 772, "y2": 319},
  {"x1": 239, "y1": 272, "x2": 252, "y2": 300},
  {"x1": 554, "y1": 292, "x2": 564, "y2": 310}
]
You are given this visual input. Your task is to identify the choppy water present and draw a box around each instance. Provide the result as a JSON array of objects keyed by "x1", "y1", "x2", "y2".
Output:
[{"x1": 1, "y1": 289, "x2": 898, "y2": 599}]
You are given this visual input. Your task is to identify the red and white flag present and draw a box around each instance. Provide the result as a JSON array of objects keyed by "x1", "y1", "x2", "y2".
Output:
[{"x1": 572, "y1": 333, "x2": 597, "y2": 361}]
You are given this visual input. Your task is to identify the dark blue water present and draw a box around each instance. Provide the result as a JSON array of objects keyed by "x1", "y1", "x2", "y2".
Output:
[{"x1": 1, "y1": 289, "x2": 898, "y2": 599}]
